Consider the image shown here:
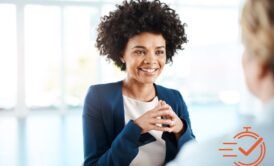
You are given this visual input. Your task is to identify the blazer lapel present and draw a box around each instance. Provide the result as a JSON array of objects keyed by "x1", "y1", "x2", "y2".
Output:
[{"x1": 112, "y1": 81, "x2": 125, "y2": 136}]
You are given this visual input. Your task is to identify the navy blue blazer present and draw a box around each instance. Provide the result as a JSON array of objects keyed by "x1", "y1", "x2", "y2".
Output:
[{"x1": 83, "y1": 81, "x2": 195, "y2": 166}]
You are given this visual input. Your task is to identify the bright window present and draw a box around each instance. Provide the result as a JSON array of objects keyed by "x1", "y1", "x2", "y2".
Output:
[
  {"x1": 25, "y1": 5, "x2": 61, "y2": 109},
  {"x1": 63, "y1": 6, "x2": 99, "y2": 109},
  {"x1": 0, "y1": 4, "x2": 17, "y2": 111}
]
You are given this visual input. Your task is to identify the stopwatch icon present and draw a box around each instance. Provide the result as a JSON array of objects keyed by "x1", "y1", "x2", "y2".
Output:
[{"x1": 219, "y1": 126, "x2": 266, "y2": 166}]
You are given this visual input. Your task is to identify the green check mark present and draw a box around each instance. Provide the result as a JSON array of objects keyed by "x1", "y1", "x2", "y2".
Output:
[{"x1": 238, "y1": 137, "x2": 263, "y2": 156}]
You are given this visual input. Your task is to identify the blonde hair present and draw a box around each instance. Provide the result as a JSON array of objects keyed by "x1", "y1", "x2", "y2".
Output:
[{"x1": 241, "y1": 0, "x2": 274, "y2": 74}]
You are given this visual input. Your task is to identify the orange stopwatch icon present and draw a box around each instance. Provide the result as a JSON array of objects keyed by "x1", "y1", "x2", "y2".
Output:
[{"x1": 219, "y1": 126, "x2": 266, "y2": 166}]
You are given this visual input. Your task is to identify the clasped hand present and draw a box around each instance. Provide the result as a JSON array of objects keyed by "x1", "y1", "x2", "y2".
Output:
[{"x1": 134, "y1": 100, "x2": 183, "y2": 134}]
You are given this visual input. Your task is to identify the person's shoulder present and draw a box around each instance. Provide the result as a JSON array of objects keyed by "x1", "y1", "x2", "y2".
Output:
[
  {"x1": 87, "y1": 80, "x2": 122, "y2": 93},
  {"x1": 85, "y1": 80, "x2": 122, "y2": 100},
  {"x1": 168, "y1": 135, "x2": 232, "y2": 166},
  {"x1": 89, "y1": 81, "x2": 121, "y2": 90},
  {"x1": 183, "y1": 136, "x2": 224, "y2": 157},
  {"x1": 155, "y1": 84, "x2": 186, "y2": 106},
  {"x1": 155, "y1": 84, "x2": 181, "y2": 96}
]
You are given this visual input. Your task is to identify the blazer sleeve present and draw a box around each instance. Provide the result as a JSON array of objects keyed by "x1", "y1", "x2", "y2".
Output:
[
  {"x1": 175, "y1": 90, "x2": 195, "y2": 148},
  {"x1": 82, "y1": 86, "x2": 142, "y2": 166}
]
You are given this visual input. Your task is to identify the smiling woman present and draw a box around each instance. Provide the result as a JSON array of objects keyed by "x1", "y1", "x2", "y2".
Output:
[
  {"x1": 82, "y1": 0, "x2": 195, "y2": 165},
  {"x1": 121, "y1": 32, "x2": 166, "y2": 92}
]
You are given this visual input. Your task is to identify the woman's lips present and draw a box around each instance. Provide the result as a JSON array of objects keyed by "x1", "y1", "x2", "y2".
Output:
[
  {"x1": 139, "y1": 68, "x2": 157, "y2": 72},
  {"x1": 138, "y1": 68, "x2": 159, "y2": 75}
]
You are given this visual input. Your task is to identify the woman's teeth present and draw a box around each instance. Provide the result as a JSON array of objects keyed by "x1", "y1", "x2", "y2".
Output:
[{"x1": 139, "y1": 68, "x2": 157, "y2": 73}]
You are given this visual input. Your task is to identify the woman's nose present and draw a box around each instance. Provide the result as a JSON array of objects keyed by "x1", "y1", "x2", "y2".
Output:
[{"x1": 144, "y1": 52, "x2": 156, "y2": 64}]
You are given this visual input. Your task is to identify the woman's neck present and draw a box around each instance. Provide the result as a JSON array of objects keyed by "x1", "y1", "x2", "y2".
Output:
[{"x1": 122, "y1": 79, "x2": 156, "y2": 102}]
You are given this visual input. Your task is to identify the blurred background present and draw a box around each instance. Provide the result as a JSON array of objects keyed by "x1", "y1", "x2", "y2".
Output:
[{"x1": 0, "y1": 0, "x2": 262, "y2": 165}]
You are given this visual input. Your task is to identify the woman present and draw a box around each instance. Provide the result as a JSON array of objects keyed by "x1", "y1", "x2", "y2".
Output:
[
  {"x1": 168, "y1": 0, "x2": 274, "y2": 165},
  {"x1": 82, "y1": 0, "x2": 195, "y2": 165}
]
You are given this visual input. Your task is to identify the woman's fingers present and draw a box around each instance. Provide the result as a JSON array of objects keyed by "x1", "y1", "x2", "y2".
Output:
[
  {"x1": 137, "y1": 100, "x2": 181, "y2": 133},
  {"x1": 151, "y1": 108, "x2": 175, "y2": 118},
  {"x1": 151, "y1": 124, "x2": 171, "y2": 132},
  {"x1": 150, "y1": 118, "x2": 175, "y2": 126},
  {"x1": 166, "y1": 124, "x2": 181, "y2": 133}
]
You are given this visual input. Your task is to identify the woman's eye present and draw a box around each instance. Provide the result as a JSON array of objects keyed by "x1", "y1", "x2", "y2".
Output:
[
  {"x1": 135, "y1": 50, "x2": 145, "y2": 55},
  {"x1": 155, "y1": 50, "x2": 165, "y2": 55}
]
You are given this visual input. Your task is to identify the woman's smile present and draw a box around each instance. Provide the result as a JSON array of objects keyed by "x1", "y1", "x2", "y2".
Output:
[{"x1": 138, "y1": 67, "x2": 159, "y2": 76}]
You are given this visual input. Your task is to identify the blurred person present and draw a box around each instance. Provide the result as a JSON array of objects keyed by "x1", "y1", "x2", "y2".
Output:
[
  {"x1": 82, "y1": 0, "x2": 195, "y2": 165},
  {"x1": 168, "y1": 0, "x2": 274, "y2": 165}
]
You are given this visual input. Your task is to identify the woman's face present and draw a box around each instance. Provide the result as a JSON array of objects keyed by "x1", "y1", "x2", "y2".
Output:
[{"x1": 122, "y1": 32, "x2": 166, "y2": 84}]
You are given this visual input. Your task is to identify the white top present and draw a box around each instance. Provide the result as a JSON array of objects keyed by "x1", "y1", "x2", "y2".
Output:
[
  {"x1": 123, "y1": 95, "x2": 166, "y2": 166},
  {"x1": 168, "y1": 99, "x2": 274, "y2": 166}
]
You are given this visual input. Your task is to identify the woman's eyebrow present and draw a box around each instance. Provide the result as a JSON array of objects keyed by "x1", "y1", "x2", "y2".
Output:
[
  {"x1": 131, "y1": 46, "x2": 146, "y2": 49},
  {"x1": 155, "y1": 46, "x2": 165, "y2": 49},
  {"x1": 131, "y1": 46, "x2": 165, "y2": 49}
]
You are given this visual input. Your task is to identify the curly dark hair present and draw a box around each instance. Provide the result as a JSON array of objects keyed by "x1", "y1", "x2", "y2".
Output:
[{"x1": 96, "y1": 0, "x2": 187, "y2": 70}]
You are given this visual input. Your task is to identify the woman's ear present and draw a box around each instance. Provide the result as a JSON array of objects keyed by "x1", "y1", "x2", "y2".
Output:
[
  {"x1": 258, "y1": 62, "x2": 272, "y2": 79},
  {"x1": 120, "y1": 57, "x2": 125, "y2": 63}
]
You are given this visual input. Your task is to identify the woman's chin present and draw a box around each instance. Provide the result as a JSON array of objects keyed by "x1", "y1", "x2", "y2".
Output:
[{"x1": 138, "y1": 77, "x2": 158, "y2": 84}]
